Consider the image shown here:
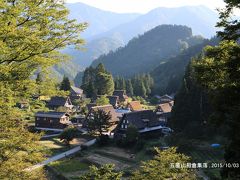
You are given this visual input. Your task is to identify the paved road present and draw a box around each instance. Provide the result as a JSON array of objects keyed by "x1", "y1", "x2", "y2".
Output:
[{"x1": 25, "y1": 139, "x2": 96, "y2": 171}]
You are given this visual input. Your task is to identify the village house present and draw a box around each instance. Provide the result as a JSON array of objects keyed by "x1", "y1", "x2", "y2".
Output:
[
  {"x1": 155, "y1": 101, "x2": 174, "y2": 125},
  {"x1": 93, "y1": 95, "x2": 119, "y2": 108},
  {"x1": 70, "y1": 86, "x2": 84, "y2": 101},
  {"x1": 127, "y1": 101, "x2": 142, "y2": 111},
  {"x1": 35, "y1": 112, "x2": 71, "y2": 130},
  {"x1": 107, "y1": 95, "x2": 119, "y2": 108},
  {"x1": 156, "y1": 94, "x2": 174, "y2": 104},
  {"x1": 84, "y1": 105, "x2": 119, "y2": 130},
  {"x1": 113, "y1": 90, "x2": 128, "y2": 103},
  {"x1": 114, "y1": 110, "x2": 163, "y2": 138},
  {"x1": 48, "y1": 96, "x2": 73, "y2": 110}
]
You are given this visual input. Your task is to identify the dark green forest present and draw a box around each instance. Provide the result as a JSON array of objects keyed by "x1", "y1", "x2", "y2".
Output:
[
  {"x1": 151, "y1": 37, "x2": 219, "y2": 94},
  {"x1": 91, "y1": 25, "x2": 204, "y2": 77}
]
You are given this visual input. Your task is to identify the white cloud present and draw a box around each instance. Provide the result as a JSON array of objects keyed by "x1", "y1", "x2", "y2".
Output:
[{"x1": 66, "y1": 0, "x2": 226, "y2": 13}]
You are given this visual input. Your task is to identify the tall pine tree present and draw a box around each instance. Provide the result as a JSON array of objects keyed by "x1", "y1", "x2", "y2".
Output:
[{"x1": 60, "y1": 75, "x2": 71, "y2": 91}]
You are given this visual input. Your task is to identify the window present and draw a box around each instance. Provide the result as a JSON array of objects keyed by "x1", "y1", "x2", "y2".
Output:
[{"x1": 121, "y1": 124, "x2": 124, "y2": 129}]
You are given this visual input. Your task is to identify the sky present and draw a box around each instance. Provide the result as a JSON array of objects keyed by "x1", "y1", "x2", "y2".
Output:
[{"x1": 66, "y1": 0, "x2": 226, "y2": 14}]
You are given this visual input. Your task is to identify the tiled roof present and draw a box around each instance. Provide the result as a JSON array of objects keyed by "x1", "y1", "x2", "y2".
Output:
[{"x1": 128, "y1": 101, "x2": 142, "y2": 111}]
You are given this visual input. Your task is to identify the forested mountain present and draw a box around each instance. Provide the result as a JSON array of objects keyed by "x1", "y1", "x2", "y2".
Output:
[
  {"x1": 51, "y1": 2, "x2": 140, "y2": 78},
  {"x1": 63, "y1": 5, "x2": 218, "y2": 69},
  {"x1": 51, "y1": 61, "x2": 83, "y2": 80},
  {"x1": 91, "y1": 25, "x2": 204, "y2": 77},
  {"x1": 151, "y1": 37, "x2": 219, "y2": 94}
]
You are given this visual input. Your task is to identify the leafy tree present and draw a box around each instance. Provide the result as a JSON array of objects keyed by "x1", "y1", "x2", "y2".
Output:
[
  {"x1": 193, "y1": 41, "x2": 240, "y2": 178},
  {"x1": 216, "y1": 0, "x2": 240, "y2": 41},
  {"x1": 139, "y1": 81, "x2": 147, "y2": 98},
  {"x1": 60, "y1": 75, "x2": 71, "y2": 91},
  {"x1": 96, "y1": 96, "x2": 110, "y2": 106},
  {"x1": 125, "y1": 125, "x2": 139, "y2": 144},
  {"x1": 95, "y1": 63, "x2": 106, "y2": 73},
  {"x1": 0, "y1": 0, "x2": 86, "y2": 179},
  {"x1": 192, "y1": 1, "x2": 240, "y2": 178},
  {"x1": 81, "y1": 64, "x2": 114, "y2": 97},
  {"x1": 114, "y1": 76, "x2": 121, "y2": 90},
  {"x1": 56, "y1": 106, "x2": 69, "y2": 112},
  {"x1": 131, "y1": 147, "x2": 196, "y2": 180},
  {"x1": 170, "y1": 63, "x2": 212, "y2": 138},
  {"x1": 126, "y1": 79, "x2": 134, "y2": 96},
  {"x1": 0, "y1": 0, "x2": 87, "y2": 66},
  {"x1": 36, "y1": 73, "x2": 43, "y2": 85},
  {"x1": 80, "y1": 164, "x2": 122, "y2": 180},
  {"x1": 87, "y1": 109, "x2": 112, "y2": 136},
  {"x1": 59, "y1": 127, "x2": 79, "y2": 146},
  {"x1": 0, "y1": 108, "x2": 46, "y2": 179},
  {"x1": 95, "y1": 72, "x2": 114, "y2": 95}
]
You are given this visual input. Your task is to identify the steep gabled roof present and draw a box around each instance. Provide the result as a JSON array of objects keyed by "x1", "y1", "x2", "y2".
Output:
[
  {"x1": 121, "y1": 110, "x2": 161, "y2": 129},
  {"x1": 157, "y1": 102, "x2": 173, "y2": 113},
  {"x1": 71, "y1": 86, "x2": 83, "y2": 95},
  {"x1": 128, "y1": 101, "x2": 142, "y2": 111},
  {"x1": 89, "y1": 105, "x2": 118, "y2": 123},
  {"x1": 113, "y1": 90, "x2": 128, "y2": 100},
  {"x1": 48, "y1": 96, "x2": 71, "y2": 107},
  {"x1": 107, "y1": 95, "x2": 119, "y2": 107}
]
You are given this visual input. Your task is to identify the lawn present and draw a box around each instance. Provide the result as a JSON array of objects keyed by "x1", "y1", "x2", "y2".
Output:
[
  {"x1": 39, "y1": 138, "x2": 72, "y2": 156},
  {"x1": 181, "y1": 142, "x2": 224, "y2": 179},
  {"x1": 50, "y1": 158, "x2": 90, "y2": 173}
]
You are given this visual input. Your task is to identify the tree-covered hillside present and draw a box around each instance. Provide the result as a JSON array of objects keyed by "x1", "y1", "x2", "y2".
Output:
[
  {"x1": 91, "y1": 25, "x2": 203, "y2": 77},
  {"x1": 151, "y1": 37, "x2": 219, "y2": 95}
]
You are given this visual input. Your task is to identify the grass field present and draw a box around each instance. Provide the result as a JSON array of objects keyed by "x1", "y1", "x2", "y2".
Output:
[
  {"x1": 50, "y1": 158, "x2": 90, "y2": 173},
  {"x1": 182, "y1": 144, "x2": 224, "y2": 179}
]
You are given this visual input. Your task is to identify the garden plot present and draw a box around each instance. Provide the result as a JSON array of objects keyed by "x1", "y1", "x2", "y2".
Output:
[
  {"x1": 96, "y1": 146, "x2": 136, "y2": 161},
  {"x1": 85, "y1": 154, "x2": 131, "y2": 171}
]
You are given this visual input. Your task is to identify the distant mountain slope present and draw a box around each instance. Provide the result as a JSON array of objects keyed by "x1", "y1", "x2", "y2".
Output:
[
  {"x1": 65, "y1": 2, "x2": 140, "y2": 39},
  {"x1": 151, "y1": 37, "x2": 219, "y2": 94},
  {"x1": 67, "y1": 5, "x2": 218, "y2": 68},
  {"x1": 91, "y1": 25, "x2": 204, "y2": 77},
  {"x1": 50, "y1": 2, "x2": 140, "y2": 80},
  {"x1": 62, "y1": 37, "x2": 124, "y2": 68},
  {"x1": 92, "y1": 6, "x2": 218, "y2": 43},
  {"x1": 51, "y1": 60, "x2": 83, "y2": 81}
]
